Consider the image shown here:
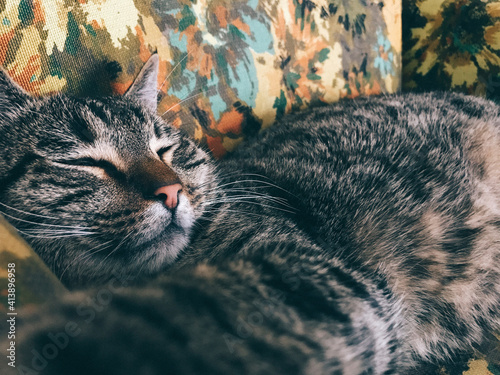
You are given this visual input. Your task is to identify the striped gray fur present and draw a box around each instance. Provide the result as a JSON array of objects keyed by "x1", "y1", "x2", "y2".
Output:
[{"x1": 1, "y1": 55, "x2": 500, "y2": 374}]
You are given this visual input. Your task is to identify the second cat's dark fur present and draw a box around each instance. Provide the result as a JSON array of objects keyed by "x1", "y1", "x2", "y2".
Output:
[{"x1": 1, "y1": 56, "x2": 500, "y2": 374}]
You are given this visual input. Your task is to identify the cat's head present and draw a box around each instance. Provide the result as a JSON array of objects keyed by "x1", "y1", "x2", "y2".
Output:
[{"x1": 0, "y1": 55, "x2": 218, "y2": 287}]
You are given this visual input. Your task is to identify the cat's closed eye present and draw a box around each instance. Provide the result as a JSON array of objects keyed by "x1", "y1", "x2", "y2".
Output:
[
  {"x1": 157, "y1": 145, "x2": 176, "y2": 161},
  {"x1": 53, "y1": 157, "x2": 108, "y2": 167},
  {"x1": 157, "y1": 145, "x2": 175, "y2": 157},
  {"x1": 52, "y1": 157, "x2": 124, "y2": 179}
]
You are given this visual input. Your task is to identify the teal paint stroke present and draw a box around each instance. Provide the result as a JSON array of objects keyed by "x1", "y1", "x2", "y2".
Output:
[
  {"x1": 227, "y1": 49, "x2": 258, "y2": 109},
  {"x1": 206, "y1": 70, "x2": 227, "y2": 121}
]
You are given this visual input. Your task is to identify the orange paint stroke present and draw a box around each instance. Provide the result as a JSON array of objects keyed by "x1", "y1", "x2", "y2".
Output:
[
  {"x1": 346, "y1": 71, "x2": 360, "y2": 98},
  {"x1": 295, "y1": 76, "x2": 313, "y2": 101},
  {"x1": 135, "y1": 26, "x2": 150, "y2": 63},
  {"x1": 91, "y1": 20, "x2": 101, "y2": 30},
  {"x1": 206, "y1": 135, "x2": 226, "y2": 159},
  {"x1": 33, "y1": 0, "x2": 45, "y2": 23},
  {"x1": 158, "y1": 98, "x2": 183, "y2": 121},
  {"x1": 111, "y1": 79, "x2": 133, "y2": 95},
  {"x1": 180, "y1": 25, "x2": 214, "y2": 80},
  {"x1": 366, "y1": 80, "x2": 382, "y2": 96},
  {"x1": 7, "y1": 55, "x2": 43, "y2": 94},
  {"x1": 0, "y1": 29, "x2": 16, "y2": 65},
  {"x1": 344, "y1": 72, "x2": 381, "y2": 99},
  {"x1": 215, "y1": 6, "x2": 228, "y2": 28},
  {"x1": 170, "y1": 117, "x2": 182, "y2": 129},
  {"x1": 198, "y1": 53, "x2": 213, "y2": 79},
  {"x1": 216, "y1": 108, "x2": 244, "y2": 135},
  {"x1": 232, "y1": 18, "x2": 251, "y2": 36},
  {"x1": 183, "y1": 26, "x2": 205, "y2": 69},
  {"x1": 275, "y1": 9, "x2": 286, "y2": 40},
  {"x1": 157, "y1": 57, "x2": 169, "y2": 93}
]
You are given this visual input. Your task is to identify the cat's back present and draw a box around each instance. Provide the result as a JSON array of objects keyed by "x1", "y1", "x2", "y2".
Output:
[
  {"x1": 217, "y1": 92, "x2": 500, "y2": 361},
  {"x1": 223, "y1": 91, "x2": 500, "y2": 263},
  {"x1": 229, "y1": 92, "x2": 500, "y2": 175},
  {"x1": 224, "y1": 92, "x2": 500, "y2": 237}
]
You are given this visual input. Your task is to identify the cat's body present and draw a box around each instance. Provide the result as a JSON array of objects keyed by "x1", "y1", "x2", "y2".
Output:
[{"x1": 1, "y1": 56, "x2": 500, "y2": 374}]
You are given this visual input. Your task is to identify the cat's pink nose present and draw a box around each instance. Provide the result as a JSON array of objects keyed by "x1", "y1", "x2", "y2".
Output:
[{"x1": 154, "y1": 183, "x2": 182, "y2": 209}]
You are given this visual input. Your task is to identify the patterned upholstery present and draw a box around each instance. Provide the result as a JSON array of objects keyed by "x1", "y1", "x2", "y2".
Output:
[
  {"x1": 0, "y1": 0, "x2": 400, "y2": 157},
  {"x1": 403, "y1": 0, "x2": 500, "y2": 100}
]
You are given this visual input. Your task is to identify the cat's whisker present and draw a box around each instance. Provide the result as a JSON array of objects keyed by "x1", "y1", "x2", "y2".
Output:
[
  {"x1": 0, "y1": 201, "x2": 87, "y2": 223},
  {"x1": 203, "y1": 185, "x2": 284, "y2": 194},
  {"x1": 217, "y1": 172, "x2": 288, "y2": 185},
  {"x1": 205, "y1": 189, "x2": 293, "y2": 204},
  {"x1": 199, "y1": 207, "x2": 282, "y2": 220},
  {"x1": 19, "y1": 234, "x2": 94, "y2": 239},
  {"x1": 100, "y1": 231, "x2": 135, "y2": 264},
  {"x1": 1, "y1": 210, "x2": 96, "y2": 230},
  {"x1": 203, "y1": 188, "x2": 287, "y2": 199},
  {"x1": 193, "y1": 173, "x2": 275, "y2": 190},
  {"x1": 202, "y1": 179, "x2": 271, "y2": 190},
  {"x1": 59, "y1": 239, "x2": 116, "y2": 280},
  {"x1": 210, "y1": 196, "x2": 294, "y2": 211},
  {"x1": 160, "y1": 91, "x2": 206, "y2": 118},
  {"x1": 16, "y1": 229, "x2": 97, "y2": 239},
  {"x1": 197, "y1": 212, "x2": 264, "y2": 221},
  {"x1": 202, "y1": 198, "x2": 297, "y2": 215},
  {"x1": 20, "y1": 229, "x2": 99, "y2": 236},
  {"x1": 157, "y1": 49, "x2": 192, "y2": 95},
  {"x1": 204, "y1": 186, "x2": 297, "y2": 206},
  {"x1": 203, "y1": 193, "x2": 296, "y2": 212},
  {"x1": 196, "y1": 172, "x2": 270, "y2": 186},
  {"x1": 198, "y1": 176, "x2": 297, "y2": 197},
  {"x1": 134, "y1": 253, "x2": 151, "y2": 279},
  {"x1": 21, "y1": 229, "x2": 98, "y2": 235}
]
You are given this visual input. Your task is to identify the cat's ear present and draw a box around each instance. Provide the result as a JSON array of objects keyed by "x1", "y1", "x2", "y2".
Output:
[
  {"x1": 126, "y1": 54, "x2": 159, "y2": 111},
  {"x1": 0, "y1": 68, "x2": 32, "y2": 123}
]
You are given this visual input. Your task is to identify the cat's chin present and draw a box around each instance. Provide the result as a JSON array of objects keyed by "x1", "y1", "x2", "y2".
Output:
[{"x1": 132, "y1": 225, "x2": 190, "y2": 274}]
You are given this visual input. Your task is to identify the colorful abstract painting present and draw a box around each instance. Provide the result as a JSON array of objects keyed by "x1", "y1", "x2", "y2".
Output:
[{"x1": 0, "y1": 0, "x2": 401, "y2": 157}]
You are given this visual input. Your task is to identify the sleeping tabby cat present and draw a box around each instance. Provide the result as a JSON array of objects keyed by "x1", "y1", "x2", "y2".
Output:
[{"x1": 1, "y1": 55, "x2": 500, "y2": 374}]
